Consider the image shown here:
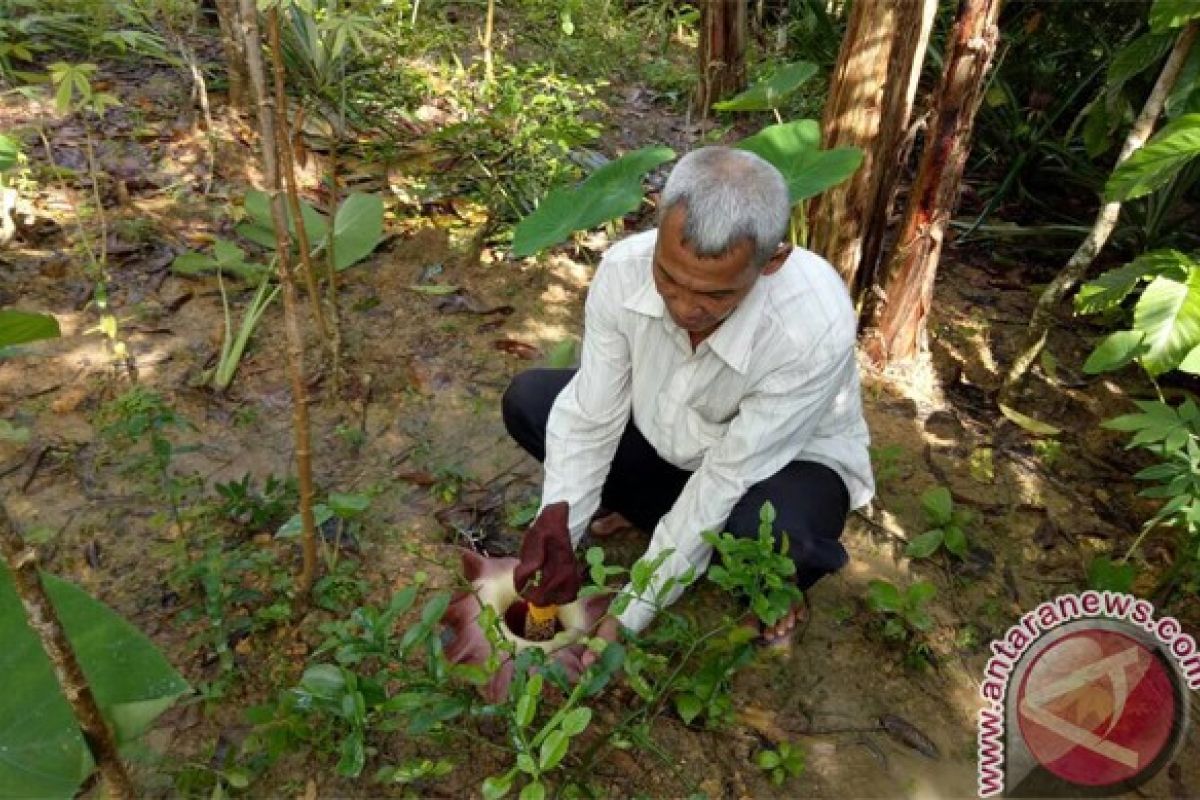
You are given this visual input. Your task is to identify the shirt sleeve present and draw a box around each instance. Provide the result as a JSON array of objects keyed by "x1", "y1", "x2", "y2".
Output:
[
  {"x1": 615, "y1": 340, "x2": 856, "y2": 632},
  {"x1": 540, "y1": 254, "x2": 633, "y2": 545}
]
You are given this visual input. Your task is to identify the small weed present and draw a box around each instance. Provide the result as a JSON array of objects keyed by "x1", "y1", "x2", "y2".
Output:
[
  {"x1": 1032, "y1": 439, "x2": 1062, "y2": 471},
  {"x1": 968, "y1": 447, "x2": 994, "y2": 483},
  {"x1": 215, "y1": 473, "x2": 298, "y2": 533},
  {"x1": 869, "y1": 444, "x2": 906, "y2": 490},
  {"x1": 905, "y1": 487, "x2": 974, "y2": 560},
  {"x1": 867, "y1": 579, "x2": 937, "y2": 669},
  {"x1": 756, "y1": 741, "x2": 805, "y2": 786}
]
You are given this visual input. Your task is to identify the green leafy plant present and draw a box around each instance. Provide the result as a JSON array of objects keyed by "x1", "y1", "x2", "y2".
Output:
[
  {"x1": 237, "y1": 188, "x2": 385, "y2": 271},
  {"x1": 733, "y1": 119, "x2": 863, "y2": 205},
  {"x1": 1087, "y1": 554, "x2": 1138, "y2": 592},
  {"x1": 511, "y1": 146, "x2": 676, "y2": 257},
  {"x1": 866, "y1": 579, "x2": 937, "y2": 668},
  {"x1": 1102, "y1": 398, "x2": 1200, "y2": 563},
  {"x1": 215, "y1": 473, "x2": 299, "y2": 533},
  {"x1": 703, "y1": 501, "x2": 803, "y2": 627},
  {"x1": 713, "y1": 61, "x2": 818, "y2": 114},
  {"x1": 869, "y1": 444, "x2": 906, "y2": 490},
  {"x1": 904, "y1": 487, "x2": 973, "y2": 560},
  {"x1": 755, "y1": 741, "x2": 806, "y2": 786},
  {"x1": 0, "y1": 566, "x2": 188, "y2": 797}
]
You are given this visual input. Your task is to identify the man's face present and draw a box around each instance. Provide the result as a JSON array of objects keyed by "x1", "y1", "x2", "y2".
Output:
[{"x1": 652, "y1": 205, "x2": 760, "y2": 339}]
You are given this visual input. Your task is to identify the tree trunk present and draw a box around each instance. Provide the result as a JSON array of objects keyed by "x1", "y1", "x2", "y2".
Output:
[
  {"x1": 215, "y1": 0, "x2": 251, "y2": 114},
  {"x1": 237, "y1": 0, "x2": 320, "y2": 594},
  {"x1": 695, "y1": 0, "x2": 748, "y2": 116},
  {"x1": 1001, "y1": 22, "x2": 1199, "y2": 400},
  {"x1": 807, "y1": 0, "x2": 936, "y2": 295},
  {"x1": 857, "y1": 0, "x2": 937, "y2": 302},
  {"x1": 867, "y1": 0, "x2": 1003, "y2": 365},
  {"x1": 0, "y1": 506, "x2": 134, "y2": 799}
]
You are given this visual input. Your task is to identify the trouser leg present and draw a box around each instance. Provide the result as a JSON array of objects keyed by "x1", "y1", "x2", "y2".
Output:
[
  {"x1": 501, "y1": 369, "x2": 689, "y2": 533},
  {"x1": 722, "y1": 461, "x2": 851, "y2": 590}
]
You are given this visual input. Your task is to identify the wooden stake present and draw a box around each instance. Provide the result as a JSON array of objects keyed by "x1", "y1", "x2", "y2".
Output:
[
  {"x1": 265, "y1": 7, "x2": 330, "y2": 343},
  {"x1": 238, "y1": 0, "x2": 319, "y2": 593},
  {"x1": 0, "y1": 505, "x2": 134, "y2": 799}
]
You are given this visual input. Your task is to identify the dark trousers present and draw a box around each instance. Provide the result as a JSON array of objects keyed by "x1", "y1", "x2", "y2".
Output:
[{"x1": 501, "y1": 369, "x2": 850, "y2": 591}]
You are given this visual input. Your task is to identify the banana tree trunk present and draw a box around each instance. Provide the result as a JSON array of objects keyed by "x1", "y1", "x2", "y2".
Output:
[
  {"x1": 868, "y1": 0, "x2": 1003, "y2": 365},
  {"x1": 695, "y1": 0, "x2": 748, "y2": 116},
  {"x1": 808, "y1": 0, "x2": 936, "y2": 296}
]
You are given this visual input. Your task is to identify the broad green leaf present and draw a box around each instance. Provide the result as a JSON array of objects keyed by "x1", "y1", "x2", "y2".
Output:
[
  {"x1": 482, "y1": 774, "x2": 514, "y2": 800},
  {"x1": 238, "y1": 189, "x2": 328, "y2": 250},
  {"x1": 327, "y1": 193, "x2": 384, "y2": 270},
  {"x1": 1083, "y1": 330, "x2": 1149, "y2": 373},
  {"x1": 1107, "y1": 32, "x2": 1174, "y2": 90},
  {"x1": 519, "y1": 782, "x2": 546, "y2": 800},
  {"x1": 920, "y1": 486, "x2": 954, "y2": 525},
  {"x1": 559, "y1": 707, "x2": 592, "y2": 737},
  {"x1": 276, "y1": 503, "x2": 334, "y2": 538},
  {"x1": 512, "y1": 146, "x2": 676, "y2": 258},
  {"x1": 1086, "y1": 555, "x2": 1136, "y2": 593},
  {"x1": 905, "y1": 607, "x2": 934, "y2": 631},
  {"x1": 1106, "y1": 114, "x2": 1200, "y2": 201},
  {"x1": 1083, "y1": 98, "x2": 1115, "y2": 158},
  {"x1": 674, "y1": 692, "x2": 704, "y2": 724},
  {"x1": 329, "y1": 492, "x2": 370, "y2": 518},
  {"x1": 757, "y1": 750, "x2": 782, "y2": 769},
  {"x1": 867, "y1": 580, "x2": 902, "y2": 613},
  {"x1": 998, "y1": 404, "x2": 1062, "y2": 436},
  {"x1": 943, "y1": 526, "x2": 968, "y2": 558},
  {"x1": 300, "y1": 664, "x2": 345, "y2": 699},
  {"x1": 908, "y1": 581, "x2": 937, "y2": 605},
  {"x1": 0, "y1": 567, "x2": 188, "y2": 799},
  {"x1": 0, "y1": 134, "x2": 19, "y2": 172},
  {"x1": 1178, "y1": 342, "x2": 1200, "y2": 373},
  {"x1": 734, "y1": 120, "x2": 863, "y2": 202},
  {"x1": 1133, "y1": 268, "x2": 1200, "y2": 375},
  {"x1": 713, "y1": 61, "x2": 818, "y2": 111},
  {"x1": 0, "y1": 310, "x2": 60, "y2": 348},
  {"x1": 1150, "y1": 0, "x2": 1200, "y2": 32},
  {"x1": 1166, "y1": 45, "x2": 1200, "y2": 118},
  {"x1": 539, "y1": 729, "x2": 569, "y2": 770},
  {"x1": 1076, "y1": 250, "x2": 1192, "y2": 314},
  {"x1": 904, "y1": 529, "x2": 944, "y2": 559}
]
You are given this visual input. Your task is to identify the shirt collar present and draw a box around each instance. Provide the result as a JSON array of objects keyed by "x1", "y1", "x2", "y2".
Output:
[
  {"x1": 703, "y1": 277, "x2": 765, "y2": 374},
  {"x1": 622, "y1": 262, "x2": 767, "y2": 375},
  {"x1": 622, "y1": 271, "x2": 665, "y2": 317}
]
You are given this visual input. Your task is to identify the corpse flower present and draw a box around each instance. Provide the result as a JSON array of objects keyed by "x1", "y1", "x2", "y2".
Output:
[{"x1": 441, "y1": 547, "x2": 609, "y2": 702}]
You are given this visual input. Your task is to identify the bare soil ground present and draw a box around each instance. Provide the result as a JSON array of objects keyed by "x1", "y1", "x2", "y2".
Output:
[{"x1": 2, "y1": 57, "x2": 1199, "y2": 800}]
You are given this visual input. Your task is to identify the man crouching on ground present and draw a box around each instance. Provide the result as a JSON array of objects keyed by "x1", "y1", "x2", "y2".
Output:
[{"x1": 502, "y1": 146, "x2": 874, "y2": 659}]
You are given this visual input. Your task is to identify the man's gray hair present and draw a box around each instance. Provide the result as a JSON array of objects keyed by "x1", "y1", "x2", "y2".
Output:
[{"x1": 659, "y1": 146, "x2": 791, "y2": 268}]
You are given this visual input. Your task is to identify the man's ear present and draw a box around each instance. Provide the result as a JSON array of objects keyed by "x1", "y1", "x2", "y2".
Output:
[{"x1": 762, "y1": 242, "x2": 792, "y2": 275}]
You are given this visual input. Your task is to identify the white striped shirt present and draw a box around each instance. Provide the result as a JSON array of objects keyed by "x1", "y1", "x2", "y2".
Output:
[{"x1": 541, "y1": 230, "x2": 874, "y2": 632}]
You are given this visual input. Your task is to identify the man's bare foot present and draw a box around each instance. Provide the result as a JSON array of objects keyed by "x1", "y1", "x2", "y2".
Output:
[
  {"x1": 749, "y1": 599, "x2": 808, "y2": 649},
  {"x1": 588, "y1": 511, "x2": 633, "y2": 538}
]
